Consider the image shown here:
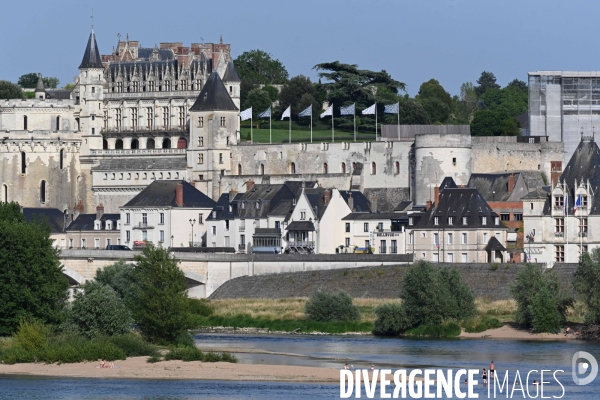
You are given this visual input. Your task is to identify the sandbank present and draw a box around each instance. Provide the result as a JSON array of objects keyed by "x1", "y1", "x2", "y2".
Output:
[{"x1": 460, "y1": 325, "x2": 578, "y2": 340}]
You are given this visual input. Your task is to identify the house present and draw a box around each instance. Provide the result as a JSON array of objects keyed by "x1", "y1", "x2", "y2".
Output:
[
  {"x1": 523, "y1": 136, "x2": 600, "y2": 266},
  {"x1": 66, "y1": 205, "x2": 120, "y2": 249},
  {"x1": 408, "y1": 178, "x2": 508, "y2": 263},
  {"x1": 341, "y1": 212, "x2": 407, "y2": 254},
  {"x1": 22, "y1": 207, "x2": 68, "y2": 248},
  {"x1": 120, "y1": 180, "x2": 215, "y2": 248},
  {"x1": 284, "y1": 187, "x2": 370, "y2": 254}
]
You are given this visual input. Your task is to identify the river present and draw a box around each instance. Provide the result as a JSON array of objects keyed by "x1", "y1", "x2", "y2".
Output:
[{"x1": 1, "y1": 333, "x2": 599, "y2": 399}]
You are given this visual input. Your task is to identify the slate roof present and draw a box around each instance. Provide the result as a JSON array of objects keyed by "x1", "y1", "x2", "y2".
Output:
[
  {"x1": 66, "y1": 213, "x2": 120, "y2": 232},
  {"x1": 286, "y1": 221, "x2": 315, "y2": 231},
  {"x1": 394, "y1": 201, "x2": 413, "y2": 212},
  {"x1": 46, "y1": 89, "x2": 72, "y2": 100},
  {"x1": 485, "y1": 236, "x2": 507, "y2": 252},
  {"x1": 414, "y1": 187, "x2": 504, "y2": 230},
  {"x1": 22, "y1": 208, "x2": 66, "y2": 233},
  {"x1": 189, "y1": 71, "x2": 238, "y2": 112},
  {"x1": 208, "y1": 192, "x2": 242, "y2": 221},
  {"x1": 342, "y1": 212, "x2": 407, "y2": 221},
  {"x1": 468, "y1": 173, "x2": 517, "y2": 202},
  {"x1": 339, "y1": 190, "x2": 371, "y2": 212},
  {"x1": 35, "y1": 74, "x2": 45, "y2": 91},
  {"x1": 547, "y1": 138, "x2": 600, "y2": 215},
  {"x1": 79, "y1": 30, "x2": 104, "y2": 69},
  {"x1": 222, "y1": 61, "x2": 241, "y2": 82},
  {"x1": 124, "y1": 180, "x2": 215, "y2": 208},
  {"x1": 440, "y1": 177, "x2": 458, "y2": 191},
  {"x1": 522, "y1": 187, "x2": 550, "y2": 200},
  {"x1": 92, "y1": 157, "x2": 187, "y2": 172}
]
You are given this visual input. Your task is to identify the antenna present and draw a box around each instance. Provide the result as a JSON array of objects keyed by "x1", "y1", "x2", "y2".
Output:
[
  {"x1": 117, "y1": 33, "x2": 121, "y2": 42},
  {"x1": 91, "y1": 9, "x2": 94, "y2": 29}
]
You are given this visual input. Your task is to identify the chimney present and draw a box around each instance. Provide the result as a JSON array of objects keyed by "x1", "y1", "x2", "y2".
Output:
[
  {"x1": 229, "y1": 188, "x2": 238, "y2": 203},
  {"x1": 434, "y1": 184, "x2": 440, "y2": 206},
  {"x1": 348, "y1": 192, "x2": 354, "y2": 211},
  {"x1": 370, "y1": 194, "x2": 377, "y2": 213},
  {"x1": 508, "y1": 173, "x2": 515, "y2": 193},
  {"x1": 246, "y1": 179, "x2": 255, "y2": 191},
  {"x1": 96, "y1": 204, "x2": 104, "y2": 220},
  {"x1": 74, "y1": 200, "x2": 84, "y2": 219},
  {"x1": 176, "y1": 182, "x2": 184, "y2": 207},
  {"x1": 425, "y1": 200, "x2": 432, "y2": 211},
  {"x1": 324, "y1": 188, "x2": 331, "y2": 206}
]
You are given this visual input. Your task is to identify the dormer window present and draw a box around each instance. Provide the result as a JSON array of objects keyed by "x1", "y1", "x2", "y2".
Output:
[
  {"x1": 583, "y1": 195, "x2": 588, "y2": 208},
  {"x1": 409, "y1": 217, "x2": 414, "y2": 226},
  {"x1": 242, "y1": 201, "x2": 246, "y2": 210},
  {"x1": 494, "y1": 217, "x2": 499, "y2": 226},
  {"x1": 554, "y1": 195, "x2": 564, "y2": 209},
  {"x1": 212, "y1": 211, "x2": 217, "y2": 219},
  {"x1": 94, "y1": 221, "x2": 101, "y2": 230},
  {"x1": 462, "y1": 217, "x2": 468, "y2": 225},
  {"x1": 482, "y1": 216, "x2": 487, "y2": 225},
  {"x1": 448, "y1": 217, "x2": 454, "y2": 225},
  {"x1": 256, "y1": 201, "x2": 260, "y2": 210},
  {"x1": 106, "y1": 220, "x2": 113, "y2": 230},
  {"x1": 434, "y1": 217, "x2": 439, "y2": 226}
]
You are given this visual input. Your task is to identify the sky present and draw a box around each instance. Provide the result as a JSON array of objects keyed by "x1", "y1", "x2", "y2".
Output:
[{"x1": 2, "y1": 0, "x2": 600, "y2": 96}]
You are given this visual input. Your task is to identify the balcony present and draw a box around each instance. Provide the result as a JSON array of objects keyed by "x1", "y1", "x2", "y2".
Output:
[
  {"x1": 286, "y1": 240, "x2": 315, "y2": 254},
  {"x1": 89, "y1": 148, "x2": 186, "y2": 156},
  {"x1": 239, "y1": 226, "x2": 245, "y2": 232},
  {"x1": 579, "y1": 232, "x2": 588, "y2": 237},
  {"x1": 554, "y1": 231, "x2": 564, "y2": 237},
  {"x1": 133, "y1": 222, "x2": 154, "y2": 230}
]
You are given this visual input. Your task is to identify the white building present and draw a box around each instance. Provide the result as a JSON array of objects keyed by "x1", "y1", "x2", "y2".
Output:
[
  {"x1": 120, "y1": 180, "x2": 215, "y2": 248},
  {"x1": 341, "y1": 213, "x2": 407, "y2": 254}
]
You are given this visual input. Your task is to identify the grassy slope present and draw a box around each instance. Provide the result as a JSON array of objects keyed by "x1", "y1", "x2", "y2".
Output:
[{"x1": 240, "y1": 128, "x2": 376, "y2": 144}]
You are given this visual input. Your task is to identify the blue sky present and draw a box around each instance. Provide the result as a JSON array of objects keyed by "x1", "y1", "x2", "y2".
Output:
[{"x1": 2, "y1": 0, "x2": 600, "y2": 96}]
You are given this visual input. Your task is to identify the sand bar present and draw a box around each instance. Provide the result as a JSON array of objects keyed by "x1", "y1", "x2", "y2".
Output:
[{"x1": 459, "y1": 325, "x2": 578, "y2": 340}]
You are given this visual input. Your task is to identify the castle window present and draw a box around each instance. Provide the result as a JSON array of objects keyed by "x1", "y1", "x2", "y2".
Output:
[
  {"x1": 229, "y1": 86, "x2": 232, "y2": 94},
  {"x1": 290, "y1": 162, "x2": 296, "y2": 174},
  {"x1": 341, "y1": 162, "x2": 346, "y2": 173},
  {"x1": 554, "y1": 195, "x2": 564, "y2": 208},
  {"x1": 238, "y1": 164, "x2": 242, "y2": 175},
  {"x1": 23, "y1": 116, "x2": 28, "y2": 130},
  {"x1": 323, "y1": 163, "x2": 328, "y2": 174},
  {"x1": 103, "y1": 111, "x2": 108, "y2": 129},
  {"x1": 198, "y1": 154, "x2": 204, "y2": 164},
  {"x1": 494, "y1": 217, "x2": 499, "y2": 225},
  {"x1": 115, "y1": 109, "x2": 122, "y2": 129},
  {"x1": 580, "y1": 218, "x2": 588, "y2": 235},
  {"x1": 2, "y1": 184, "x2": 7, "y2": 202},
  {"x1": 179, "y1": 107, "x2": 185, "y2": 128},
  {"x1": 177, "y1": 137, "x2": 187, "y2": 149},
  {"x1": 198, "y1": 174, "x2": 204, "y2": 181},
  {"x1": 462, "y1": 217, "x2": 468, "y2": 225},
  {"x1": 434, "y1": 217, "x2": 439, "y2": 226},
  {"x1": 162, "y1": 138, "x2": 171, "y2": 149},
  {"x1": 104, "y1": 173, "x2": 107, "y2": 180},
  {"x1": 448, "y1": 217, "x2": 454, "y2": 225},
  {"x1": 371, "y1": 162, "x2": 376, "y2": 175},
  {"x1": 395, "y1": 161, "x2": 400, "y2": 174},
  {"x1": 147, "y1": 138, "x2": 155, "y2": 149},
  {"x1": 115, "y1": 139, "x2": 123, "y2": 150},
  {"x1": 555, "y1": 218, "x2": 564, "y2": 233},
  {"x1": 219, "y1": 153, "x2": 224, "y2": 164},
  {"x1": 198, "y1": 117, "x2": 204, "y2": 128},
  {"x1": 131, "y1": 139, "x2": 139, "y2": 149},
  {"x1": 59, "y1": 149, "x2": 64, "y2": 169},
  {"x1": 555, "y1": 245, "x2": 564, "y2": 262},
  {"x1": 363, "y1": 223, "x2": 369, "y2": 232},
  {"x1": 198, "y1": 137, "x2": 204, "y2": 147},
  {"x1": 482, "y1": 216, "x2": 487, "y2": 225},
  {"x1": 260, "y1": 164, "x2": 265, "y2": 175},
  {"x1": 514, "y1": 213, "x2": 523, "y2": 221},
  {"x1": 91, "y1": 87, "x2": 95, "y2": 94},
  {"x1": 40, "y1": 180, "x2": 46, "y2": 203},
  {"x1": 163, "y1": 107, "x2": 169, "y2": 128},
  {"x1": 220, "y1": 117, "x2": 226, "y2": 127},
  {"x1": 452, "y1": 157, "x2": 456, "y2": 166},
  {"x1": 131, "y1": 108, "x2": 138, "y2": 130},
  {"x1": 21, "y1": 152, "x2": 26, "y2": 174},
  {"x1": 56, "y1": 116, "x2": 60, "y2": 131},
  {"x1": 147, "y1": 107, "x2": 153, "y2": 129},
  {"x1": 92, "y1": 128, "x2": 95, "y2": 135}
]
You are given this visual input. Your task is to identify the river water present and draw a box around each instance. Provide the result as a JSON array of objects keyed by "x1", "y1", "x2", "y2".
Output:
[{"x1": 1, "y1": 333, "x2": 600, "y2": 399}]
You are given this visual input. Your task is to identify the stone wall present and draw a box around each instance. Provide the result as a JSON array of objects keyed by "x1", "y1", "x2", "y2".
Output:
[{"x1": 209, "y1": 262, "x2": 545, "y2": 301}]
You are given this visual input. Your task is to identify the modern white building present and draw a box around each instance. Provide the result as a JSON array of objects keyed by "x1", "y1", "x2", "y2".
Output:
[{"x1": 120, "y1": 180, "x2": 215, "y2": 248}]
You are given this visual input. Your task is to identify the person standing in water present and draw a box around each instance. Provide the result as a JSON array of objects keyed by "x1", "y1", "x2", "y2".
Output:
[
  {"x1": 482, "y1": 368, "x2": 487, "y2": 385},
  {"x1": 489, "y1": 361, "x2": 495, "y2": 379}
]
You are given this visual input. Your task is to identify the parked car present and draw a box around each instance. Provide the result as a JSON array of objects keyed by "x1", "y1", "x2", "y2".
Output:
[{"x1": 106, "y1": 245, "x2": 132, "y2": 251}]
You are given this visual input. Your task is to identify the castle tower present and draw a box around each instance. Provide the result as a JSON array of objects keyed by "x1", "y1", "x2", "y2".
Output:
[
  {"x1": 78, "y1": 29, "x2": 105, "y2": 154},
  {"x1": 222, "y1": 61, "x2": 241, "y2": 109},
  {"x1": 34, "y1": 74, "x2": 46, "y2": 99},
  {"x1": 188, "y1": 71, "x2": 239, "y2": 199}
]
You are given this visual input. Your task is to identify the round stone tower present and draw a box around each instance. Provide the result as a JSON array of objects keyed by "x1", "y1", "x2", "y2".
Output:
[{"x1": 413, "y1": 128, "x2": 472, "y2": 205}]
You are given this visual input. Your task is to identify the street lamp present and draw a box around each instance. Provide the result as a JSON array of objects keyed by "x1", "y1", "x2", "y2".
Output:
[
  {"x1": 189, "y1": 219, "x2": 196, "y2": 247},
  {"x1": 171, "y1": 235, "x2": 174, "y2": 248}
]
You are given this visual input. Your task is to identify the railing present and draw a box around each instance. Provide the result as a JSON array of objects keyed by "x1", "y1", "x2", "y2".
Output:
[
  {"x1": 89, "y1": 148, "x2": 186, "y2": 156},
  {"x1": 104, "y1": 90, "x2": 200, "y2": 100},
  {"x1": 287, "y1": 241, "x2": 315, "y2": 247},
  {"x1": 579, "y1": 232, "x2": 588, "y2": 237},
  {"x1": 238, "y1": 244, "x2": 246, "y2": 251},
  {"x1": 101, "y1": 126, "x2": 188, "y2": 134},
  {"x1": 134, "y1": 222, "x2": 153, "y2": 229},
  {"x1": 554, "y1": 231, "x2": 564, "y2": 237},
  {"x1": 379, "y1": 247, "x2": 387, "y2": 254},
  {"x1": 390, "y1": 247, "x2": 398, "y2": 254},
  {"x1": 239, "y1": 226, "x2": 245, "y2": 232},
  {"x1": 553, "y1": 205, "x2": 564, "y2": 210}
]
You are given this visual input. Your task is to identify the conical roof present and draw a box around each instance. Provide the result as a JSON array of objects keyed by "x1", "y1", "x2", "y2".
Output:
[
  {"x1": 189, "y1": 71, "x2": 238, "y2": 112},
  {"x1": 223, "y1": 61, "x2": 241, "y2": 82},
  {"x1": 35, "y1": 74, "x2": 45, "y2": 92},
  {"x1": 79, "y1": 30, "x2": 104, "y2": 69},
  {"x1": 560, "y1": 138, "x2": 600, "y2": 188}
]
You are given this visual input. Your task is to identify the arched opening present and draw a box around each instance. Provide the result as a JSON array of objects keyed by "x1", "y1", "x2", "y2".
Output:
[
  {"x1": 75, "y1": 118, "x2": 80, "y2": 131},
  {"x1": 238, "y1": 164, "x2": 242, "y2": 175},
  {"x1": 21, "y1": 152, "x2": 26, "y2": 174},
  {"x1": 260, "y1": 164, "x2": 265, "y2": 175},
  {"x1": 56, "y1": 116, "x2": 60, "y2": 131},
  {"x1": 103, "y1": 139, "x2": 108, "y2": 150},
  {"x1": 131, "y1": 139, "x2": 139, "y2": 149},
  {"x1": 23, "y1": 115, "x2": 28, "y2": 130},
  {"x1": 40, "y1": 180, "x2": 46, "y2": 203},
  {"x1": 2, "y1": 184, "x2": 7, "y2": 203},
  {"x1": 147, "y1": 138, "x2": 155, "y2": 149},
  {"x1": 371, "y1": 162, "x2": 377, "y2": 175},
  {"x1": 177, "y1": 137, "x2": 187, "y2": 149},
  {"x1": 323, "y1": 163, "x2": 328, "y2": 174},
  {"x1": 59, "y1": 149, "x2": 64, "y2": 169},
  {"x1": 115, "y1": 139, "x2": 124, "y2": 149},
  {"x1": 341, "y1": 162, "x2": 346, "y2": 174},
  {"x1": 162, "y1": 138, "x2": 171, "y2": 148},
  {"x1": 352, "y1": 162, "x2": 356, "y2": 173},
  {"x1": 290, "y1": 162, "x2": 296, "y2": 174},
  {"x1": 395, "y1": 161, "x2": 400, "y2": 174}
]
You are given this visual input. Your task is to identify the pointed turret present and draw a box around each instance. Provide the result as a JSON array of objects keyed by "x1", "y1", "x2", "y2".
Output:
[
  {"x1": 34, "y1": 73, "x2": 46, "y2": 99},
  {"x1": 189, "y1": 71, "x2": 238, "y2": 112},
  {"x1": 222, "y1": 61, "x2": 240, "y2": 83},
  {"x1": 79, "y1": 30, "x2": 104, "y2": 69}
]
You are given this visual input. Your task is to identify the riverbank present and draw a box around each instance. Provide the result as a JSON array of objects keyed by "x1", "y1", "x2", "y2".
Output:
[
  {"x1": 0, "y1": 356, "x2": 342, "y2": 382},
  {"x1": 459, "y1": 324, "x2": 581, "y2": 340}
]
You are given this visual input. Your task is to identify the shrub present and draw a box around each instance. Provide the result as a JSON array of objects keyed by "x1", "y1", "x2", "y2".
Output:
[
  {"x1": 305, "y1": 290, "x2": 360, "y2": 322},
  {"x1": 405, "y1": 321, "x2": 461, "y2": 338},
  {"x1": 65, "y1": 281, "x2": 132, "y2": 338},
  {"x1": 107, "y1": 333, "x2": 156, "y2": 357},
  {"x1": 147, "y1": 354, "x2": 162, "y2": 363},
  {"x1": 462, "y1": 316, "x2": 503, "y2": 333},
  {"x1": 186, "y1": 298, "x2": 214, "y2": 317},
  {"x1": 373, "y1": 303, "x2": 409, "y2": 336},
  {"x1": 529, "y1": 285, "x2": 563, "y2": 333},
  {"x1": 94, "y1": 261, "x2": 138, "y2": 304},
  {"x1": 13, "y1": 320, "x2": 48, "y2": 352},
  {"x1": 573, "y1": 249, "x2": 600, "y2": 324},
  {"x1": 165, "y1": 347, "x2": 237, "y2": 363}
]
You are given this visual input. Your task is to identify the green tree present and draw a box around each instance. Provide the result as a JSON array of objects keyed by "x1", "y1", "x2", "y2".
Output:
[
  {"x1": 507, "y1": 78, "x2": 528, "y2": 92},
  {"x1": 261, "y1": 85, "x2": 279, "y2": 102},
  {"x1": 455, "y1": 82, "x2": 478, "y2": 123},
  {"x1": 503, "y1": 118, "x2": 521, "y2": 136},
  {"x1": 573, "y1": 249, "x2": 600, "y2": 324},
  {"x1": 130, "y1": 244, "x2": 191, "y2": 344},
  {"x1": 0, "y1": 81, "x2": 23, "y2": 99},
  {"x1": 470, "y1": 110, "x2": 504, "y2": 136},
  {"x1": 0, "y1": 201, "x2": 25, "y2": 223},
  {"x1": 233, "y1": 49, "x2": 289, "y2": 85},
  {"x1": 383, "y1": 98, "x2": 430, "y2": 125},
  {"x1": 17, "y1": 73, "x2": 39, "y2": 88},
  {"x1": 65, "y1": 281, "x2": 132, "y2": 338},
  {"x1": 0, "y1": 202, "x2": 69, "y2": 335},
  {"x1": 475, "y1": 71, "x2": 500, "y2": 97},
  {"x1": 416, "y1": 79, "x2": 452, "y2": 108},
  {"x1": 63, "y1": 83, "x2": 75, "y2": 91},
  {"x1": 277, "y1": 75, "x2": 319, "y2": 118},
  {"x1": 95, "y1": 260, "x2": 138, "y2": 304},
  {"x1": 42, "y1": 77, "x2": 59, "y2": 89},
  {"x1": 305, "y1": 289, "x2": 360, "y2": 322},
  {"x1": 529, "y1": 285, "x2": 563, "y2": 333},
  {"x1": 243, "y1": 88, "x2": 272, "y2": 119}
]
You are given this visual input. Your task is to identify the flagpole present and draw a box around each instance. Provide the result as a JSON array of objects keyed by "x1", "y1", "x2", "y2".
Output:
[
  {"x1": 353, "y1": 103, "x2": 356, "y2": 142},
  {"x1": 269, "y1": 108, "x2": 272, "y2": 144},
  {"x1": 397, "y1": 106, "x2": 399, "y2": 140},
  {"x1": 251, "y1": 115, "x2": 253, "y2": 143},
  {"x1": 375, "y1": 103, "x2": 377, "y2": 141},
  {"x1": 289, "y1": 105, "x2": 291, "y2": 144},
  {"x1": 311, "y1": 112, "x2": 313, "y2": 143},
  {"x1": 332, "y1": 105, "x2": 334, "y2": 143}
]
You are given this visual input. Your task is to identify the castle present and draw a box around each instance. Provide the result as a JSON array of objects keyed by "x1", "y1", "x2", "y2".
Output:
[{"x1": 0, "y1": 30, "x2": 566, "y2": 218}]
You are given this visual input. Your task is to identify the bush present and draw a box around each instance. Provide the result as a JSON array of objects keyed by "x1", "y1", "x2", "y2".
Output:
[
  {"x1": 186, "y1": 298, "x2": 214, "y2": 317},
  {"x1": 95, "y1": 261, "x2": 138, "y2": 304},
  {"x1": 164, "y1": 346, "x2": 237, "y2": 363},
  {"x1": 573, "y1": 249, "x2": 600, "y2": 324},
  {"x1": 65, "y1": 281, "x2": 132, "y2": 338},
  {"x1": 510, "y1": 263, "x2": 572, "y2": 332},
  {"x1": 14, "y1": 320, "x2": 48, "y2": 352},
  {"x1": 462, "y1": 316, "x2": 503, "y2": 333},
  {"x1": 373, "y1": 303, "x2": 409, "y2": 336},
  {"x1": 107, "y1": 334, "x2": 156, "y2": 357},
  {"x1": 405, "y1": 322, "x2": 461, "y2": 338},
  {"x1": 305, "y1": 290, "x2": 360, "y2": 322}
]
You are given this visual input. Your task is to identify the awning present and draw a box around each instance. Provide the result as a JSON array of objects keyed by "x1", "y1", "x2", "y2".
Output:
[
  {"x1": 507, "y1": 232, "x2": 517, "y2": 242},
  {"x1": 286, "y1": 221, "x2": 315, "y2": 231},
  {"x1": 485, "y1": 236, "x2": 507, "y2": 252}
]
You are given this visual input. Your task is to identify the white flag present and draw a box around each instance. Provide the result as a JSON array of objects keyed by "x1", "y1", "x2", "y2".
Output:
[
  {"x1": 320, "y1": 105, "x2": 333, "y2": 118},
  {"x1": 362, "y1": 104, "x2": 376, "y2": 115},
  {"x1": 281, "y1": 106, "x2": 291, "y2": 120},
  {"x1": 240, "y1": 107, "x2": 252, "y2": 121}
]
